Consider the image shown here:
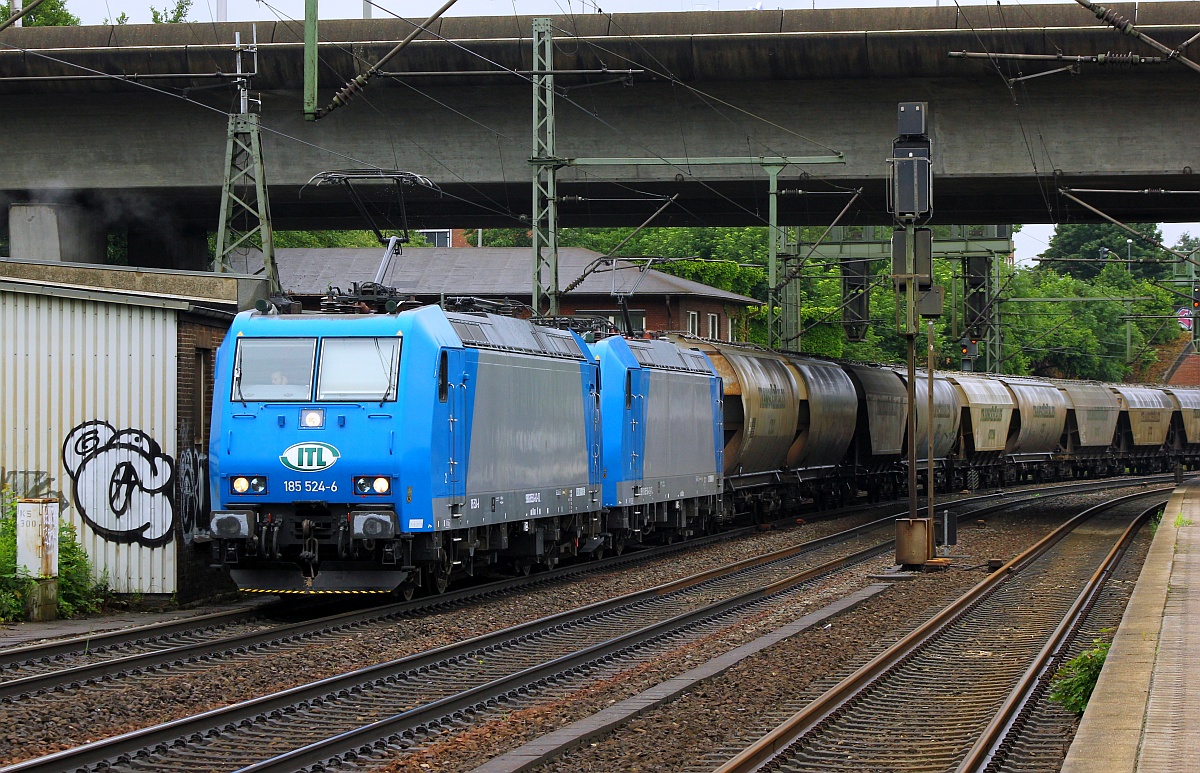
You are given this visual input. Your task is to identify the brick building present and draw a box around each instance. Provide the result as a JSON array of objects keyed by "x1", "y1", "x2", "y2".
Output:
[{"x1": 274, "y1": 246, "x2": 760, "y2": 340}]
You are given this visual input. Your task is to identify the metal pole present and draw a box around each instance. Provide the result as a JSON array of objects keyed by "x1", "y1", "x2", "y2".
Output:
[
  {"x1": 767, "y1": 165, "x2": 783, "y2": 349},
  {"x1": 927, "y1": 320, "x2": 936, "y2": 532},
  {"x1": 303, "y1": 0, "x2": 319, "y2": 120},
  {"x1": 906, "y1": 222, "x2": 918, "y2": 521}
]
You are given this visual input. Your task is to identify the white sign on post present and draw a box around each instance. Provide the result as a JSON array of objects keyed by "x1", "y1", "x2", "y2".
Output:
[{"x1": 16, "y1": 499, "x2": 59, "y2": 578}]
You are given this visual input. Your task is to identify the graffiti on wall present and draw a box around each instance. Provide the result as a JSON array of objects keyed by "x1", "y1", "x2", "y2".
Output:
[
  {"x1": 175, "y1": 422, "x2": 209, "y2": 545},
  {"x1": 0, "y1": 468, "x2": 66, "y2": 508},
  {"x1": 62, "y1": 421, "x2": 177, "y2": 547}
]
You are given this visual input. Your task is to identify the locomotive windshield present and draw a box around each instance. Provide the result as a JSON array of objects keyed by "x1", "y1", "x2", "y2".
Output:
[
  {"x1": 317, "y1": 337, "x2": 401, "y2": 401},
  {"x1": 232, "y1": 338, "x2": 317, "y2": 401}
]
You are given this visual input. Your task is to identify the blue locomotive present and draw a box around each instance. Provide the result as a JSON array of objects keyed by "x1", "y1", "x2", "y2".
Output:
[{"x1": 208, "y1": 303, "x2": 723, "y2": 594}]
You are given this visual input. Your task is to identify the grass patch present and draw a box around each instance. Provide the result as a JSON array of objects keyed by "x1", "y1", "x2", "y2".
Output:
[
  {"x1": 1174, "y1": 511, "x2": 1193, "y2": 528},
  {"x1": 0, "y1": 486, "x2": 111, "y2": 622},
  {"x1": 1049, "y1": 631, "x2": 1114, "y2": 715}
]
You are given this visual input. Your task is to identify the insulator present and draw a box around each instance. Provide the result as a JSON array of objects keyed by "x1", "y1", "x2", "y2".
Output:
[
  {"x1": 1093, "y1": 6, "x2": 1137, "y2": 35},
  {"x1": 1095, "y1": 52, "x2": 1143, "y2": 66}
]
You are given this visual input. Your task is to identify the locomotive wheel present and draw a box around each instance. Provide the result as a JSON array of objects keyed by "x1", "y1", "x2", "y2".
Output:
[
  {"x1": 396, "y1": 582, "x2": 416, "y2": 602},
  {"x1": 430, "y1": 538, "x2": 454, "y2": 594},
  {"x1": 431, "y1": 562, "x2": 452, "y2": 594},
  {"x1": 591, "y1": 546, "x2": 606, "y2": 561}
]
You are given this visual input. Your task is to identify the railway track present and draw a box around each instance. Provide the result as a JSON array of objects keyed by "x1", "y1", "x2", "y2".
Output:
[
  {"x1": 0, "y1": 475, "x2": 1161, "y2": 701},
  {"x1": 0, "y1": 519, "x2": 768, "y2": 701},
  {"x1": 713, "y1": 488, "x2": 1168, "y2": 773},
  {"x1": 0, "y1": 478, "x2": 1162, "y2": 773},
  {"x1": 0, "y1": 476, "x2": 1146, "y2": 703}
]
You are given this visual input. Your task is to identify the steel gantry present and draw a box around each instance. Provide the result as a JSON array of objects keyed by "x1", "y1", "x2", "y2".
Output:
[{"x1": 528, "y1": 18, "x2": 843, "y2": 334}]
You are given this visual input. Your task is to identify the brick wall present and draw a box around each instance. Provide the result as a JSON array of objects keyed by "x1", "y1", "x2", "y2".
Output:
[
  {"x1": 559, "y1": 296, "x2": 752, "y2": 341},
  {"x1": 1168, "y1": 344, "x2": 1200, "y2": 386},
  {"x1": 175, "y1": 317, "x2": 236, "y2": 602}
]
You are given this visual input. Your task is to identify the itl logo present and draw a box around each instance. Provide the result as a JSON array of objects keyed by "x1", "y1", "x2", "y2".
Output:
[{"x1": 280, "y1": 442, "x2": 341, "y2": 472}]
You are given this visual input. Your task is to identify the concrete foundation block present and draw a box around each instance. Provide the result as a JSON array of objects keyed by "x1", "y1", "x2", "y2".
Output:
[{"x1": 24, "y1": 578, "x2": 58, "y2": 622}]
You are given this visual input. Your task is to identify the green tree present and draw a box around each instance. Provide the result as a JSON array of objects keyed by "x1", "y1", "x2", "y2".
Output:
[
  {"x1": 150, "y1": 0, "x2": 190, "y2": 22},
  {"x1": 478, "y1": 228, "x2": 532, "y2": 248},
  {"x1": 273, "y1": 230, "x2": 384, "y2": 249},
  {"x1": 1, "y1": 0, "x2": 80, "y2": 26},
  {"x1": 1039, "y1": 223, "x2": 1166, "y2": 281}
]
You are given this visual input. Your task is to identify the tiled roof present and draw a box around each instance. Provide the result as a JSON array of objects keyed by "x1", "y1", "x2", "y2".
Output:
[{"x1": 272, "y1": 246, "x2": 760, "y2": 305}]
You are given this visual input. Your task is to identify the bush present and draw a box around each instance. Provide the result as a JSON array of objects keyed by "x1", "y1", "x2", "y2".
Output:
[
  {"x1": 0, "y1": 487, "x2": 110, "y2": 621},
  {"x1": 1049, "y1": 635, "x2": 1112, "y2": 715},
  {"x1": 0, "y1": 487, "x2": 34, "y2": 622}
]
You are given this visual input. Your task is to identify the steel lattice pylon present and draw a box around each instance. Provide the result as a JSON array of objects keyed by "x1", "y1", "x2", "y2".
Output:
[
  {"x1": 215, "y1": 113, "x2": 280, "y2": 294},
  {"x1": 531, "y1": 17, "x2": 559, "y2": 316}
]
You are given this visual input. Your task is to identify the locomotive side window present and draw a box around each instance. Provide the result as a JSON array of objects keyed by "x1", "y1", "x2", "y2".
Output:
[
  {"x1": 317, "y1": 337, "x2": 401, "y2": 401},
  {"x1": 232, "y1": 338, "x2": 317, "y2": 401},
  {"x1": 438, "y1": 351, "x2": 449, "y2": 403}
]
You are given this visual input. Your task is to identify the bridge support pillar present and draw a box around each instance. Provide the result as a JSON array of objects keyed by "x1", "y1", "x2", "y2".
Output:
[{"x1": 8, "y1": 203, "x2": 105, "y2": 264}]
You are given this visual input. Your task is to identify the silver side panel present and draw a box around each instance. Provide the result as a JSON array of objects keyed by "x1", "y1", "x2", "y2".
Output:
[
  {"x1": 643, "y1": 368, "x2": 719, "y2": 480},
  {"x1": 1002, "y1": 379, "x2": 1069, "y2": 455},
  {"x1": 950, "y1": 375, "x2": 1015, "y2": 453},
  {"x1": 847, "y1": 365, "x2": 907, "y2": 456},
  {"x1": 720, "y1": 352, "x2": 800, "y2": 476},
  {"x1": 787, "y1": 359, "x2": 857, "y2": 469},
  {"x1": 908, "y1": 375, "x2": 962, "y2": 461},
  {"x1": 1167, "y1": 388, "x2": 1200, "y2": 444},
  {"x1": 1114, "y1": 386, "x2": 1173, "y2": 446},
  {"x1": 1060, "y1": 383, "x2": 1120, "y2": 448},
  {"x1": 462, "y1": 350, "x2": 592, "y2": 524}
]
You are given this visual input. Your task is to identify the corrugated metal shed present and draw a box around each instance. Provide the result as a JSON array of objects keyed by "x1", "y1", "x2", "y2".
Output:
[
  {"x1": 2, "y1": 287, "x2": 180, "y2": 593},
  {"x1": 0, "y1": 261, "x2": 262, "y2": 597},
  {"x1": 273, "y1": 247, "x2": 759, "y2": 305}
]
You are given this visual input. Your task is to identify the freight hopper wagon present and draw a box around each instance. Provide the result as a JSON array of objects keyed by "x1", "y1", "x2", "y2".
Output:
[
  {"x1": 208, "y1": 306, "x2": 603, "y2": 594},
  {"x1": 670, "y1": 337, "x2": 859, "y2": 517}
]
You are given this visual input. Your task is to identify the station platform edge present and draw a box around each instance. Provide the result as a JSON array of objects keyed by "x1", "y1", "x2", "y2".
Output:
[{"x1": 1062, "y1": 479, "x2": 1200, "y2": 773}]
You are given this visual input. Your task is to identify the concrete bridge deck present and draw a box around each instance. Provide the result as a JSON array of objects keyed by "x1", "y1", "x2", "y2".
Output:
[{"x1": 1, "y1": 3, "x2": 1198, "y2": 263}]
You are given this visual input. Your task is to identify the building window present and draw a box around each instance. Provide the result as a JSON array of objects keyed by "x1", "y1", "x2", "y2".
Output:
[
  {"x1": 686, "y1": 311, "x2": 699, "y2": 335},
  {"x1": 707, "y1": 313, "x2": 719, "y2": 339},
  {"x1": 417, "y1": 229, "x2": 452, "y2": 247},
  {"x1": 727, "y1": 317, "x2": 735, "y2": 342}
]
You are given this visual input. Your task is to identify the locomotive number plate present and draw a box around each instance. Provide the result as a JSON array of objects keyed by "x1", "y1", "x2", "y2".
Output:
[{"x1": 283, "y1": 479, "x2": 338, "y2": 493}]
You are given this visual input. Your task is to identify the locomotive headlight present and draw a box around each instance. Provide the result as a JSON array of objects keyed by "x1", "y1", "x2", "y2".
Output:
[
  {"x1": 232, "y1": 476, "x2": 250, "y2": 494},
  {"x1": 249, "y1": 476, "x2": 267, "y2": 493},
  {"x1": 301, "y1": 408, "x2": 325, "y2": 429},
  {"x1": 353, "y1": 476, "x2": 391, "y2": 495}
]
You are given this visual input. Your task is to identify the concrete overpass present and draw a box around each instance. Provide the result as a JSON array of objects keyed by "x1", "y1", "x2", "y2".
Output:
[{"x1": 1, "y1": 2, "x2": 1199, "y2": 266}]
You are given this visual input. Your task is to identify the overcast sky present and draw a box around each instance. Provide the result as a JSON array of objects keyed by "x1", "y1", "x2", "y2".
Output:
[{"x1": 25, "y1": 0, "x2": 1199, "y2": 259}]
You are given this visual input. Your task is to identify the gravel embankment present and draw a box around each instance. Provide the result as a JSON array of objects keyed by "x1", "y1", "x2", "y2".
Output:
[{"x1": 369, "y1": 491, "x2": 1148, "y2": 773}]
